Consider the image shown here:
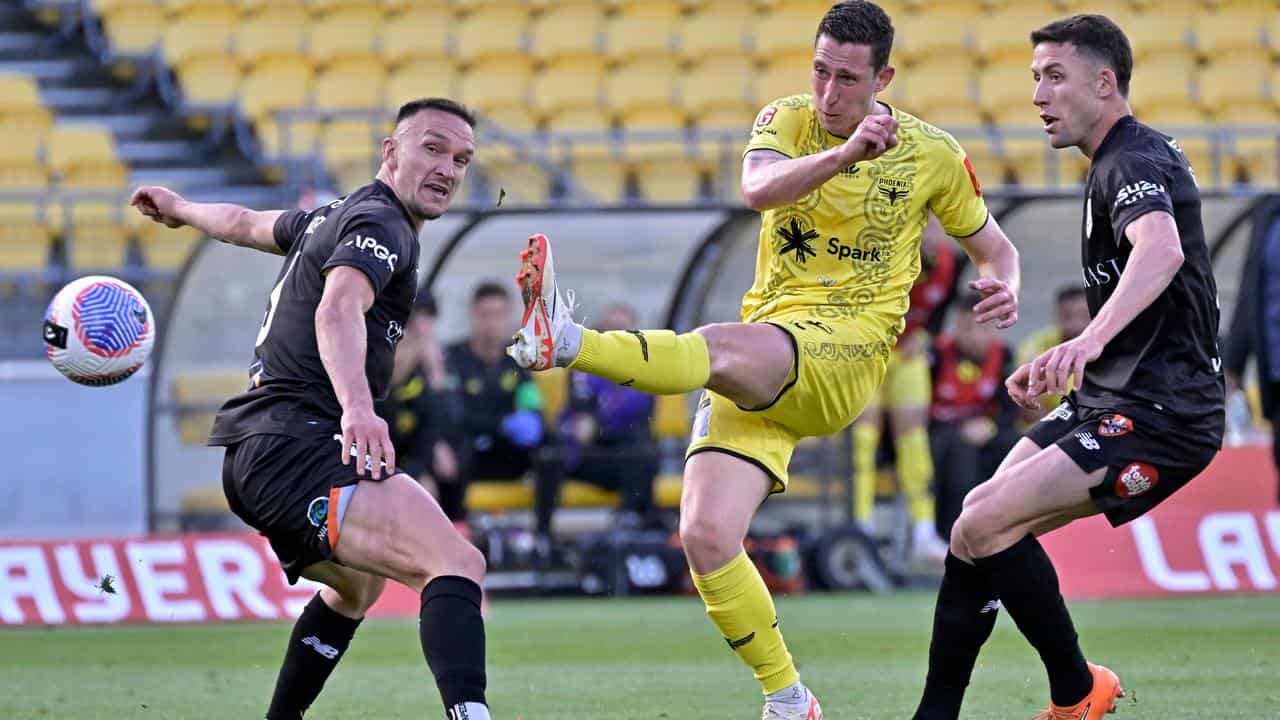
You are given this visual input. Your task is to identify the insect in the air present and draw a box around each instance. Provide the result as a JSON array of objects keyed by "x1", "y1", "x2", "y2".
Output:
[{"x1": 95, "y1": 574, "x2": 117, "y2": 594}]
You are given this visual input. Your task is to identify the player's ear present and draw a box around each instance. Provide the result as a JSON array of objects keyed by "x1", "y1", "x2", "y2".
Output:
[
  {"x1": 1097, "y1": 67, "x2": 1118, "y2": 100},
  {"x1": 874, "y1": 64, "x2": 895, "y2": 94},
  {"x1": 381, "y1": 136, "x2": 398, "y2": 171}
]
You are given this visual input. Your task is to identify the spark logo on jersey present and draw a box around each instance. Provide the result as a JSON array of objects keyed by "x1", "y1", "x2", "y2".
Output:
[
  {"x1": 345, "y1": 234, "x2": 398, "y2": 272},
  {"x1": 1116, "y1": 462, "x2": 1159, "y2": 497},
  {"x1": 827, "y1": 238, "x2": 883, "y2": 264}
]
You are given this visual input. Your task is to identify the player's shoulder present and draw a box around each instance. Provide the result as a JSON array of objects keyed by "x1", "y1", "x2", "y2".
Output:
[
  {"x1": 1097, "y1": 117, "x2": 1183, "y2": 171},
  {"x1": 892, "y1": 105, "x2": 965, "y2": 157},
  {"x1": 754, "y1": 93, "x2": 815, "y2": 124},
  {"x1": 336, "y1": 182, "x2": 417, "y2": 241}
]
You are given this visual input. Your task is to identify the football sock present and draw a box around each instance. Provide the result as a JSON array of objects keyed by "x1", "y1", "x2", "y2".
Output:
[
  {"x1": 853, "y1": 420, "x2": 880, "y2": 525},
  {"x1": 912, "y1": 553, "x2": 1000, "y2": 720},
  {"x1": 897, "y1": 426, "x2": 936, "y2": 524},
  {"x1": 973, "y1": 534, "x2": 1092, "y2": 707},
  {"x1": 766, "y1": 682, "x2": 810, "y2": 706},
  {"x1": 691, "y1": 549, "x2": 799, "y2": 694},
  {"x1": 420, "y1": 576, "x2": 488, "y2": 713},
  {"x1": 265, "y1": 592, "x2": 362, "y2": 720},
  {"x1": 569, "y1": 327, "x2": 710, "y2": 395}
]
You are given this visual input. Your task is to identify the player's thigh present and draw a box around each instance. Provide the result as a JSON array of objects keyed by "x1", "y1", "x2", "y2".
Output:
[
  {"x1": 960, "y1": 443, "x2": 1106, "y2": 535},
  {"x1": 301, "y1": 560, "x2": 387, "y2": 615},
  {"x1": 696, "y1": 321, "x2": 795, "y2": 409},
  {"x1": 988, "y1": 436, "x2": 1046, "y2": 479},
  {"x1": 680, "y1": 450, "x2": 775, "y2": 573},
  {"x1": 334, "y1": 473, "x2": 484, "y2": 593}
]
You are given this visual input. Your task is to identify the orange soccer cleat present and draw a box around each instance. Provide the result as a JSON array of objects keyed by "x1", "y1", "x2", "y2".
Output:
[{"x1": 1031, "y1": 663, "x2": 1125, "y2": 720}]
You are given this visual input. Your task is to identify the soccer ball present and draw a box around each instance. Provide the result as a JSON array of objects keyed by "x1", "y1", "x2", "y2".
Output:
[{"x1": 43, "y1": 275, "x2": 155, "y2": 386}]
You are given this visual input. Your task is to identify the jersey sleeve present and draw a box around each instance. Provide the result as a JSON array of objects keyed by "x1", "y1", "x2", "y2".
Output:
[
  {"x1": 744, "y1": 100, "x2": 807, "y2": 158},
  {"x1": 321, "y1": 208, "x2": 413, "y2": 295},
  {"x1": 928, "y1": 139, "x2": 990, "y2": 239},
  {"x1": 272, "y1": 208, "x2": 311, "y2": 253},
  {"x1": 1099, "y1": 152, "x2": 1174, "y2": 245}
]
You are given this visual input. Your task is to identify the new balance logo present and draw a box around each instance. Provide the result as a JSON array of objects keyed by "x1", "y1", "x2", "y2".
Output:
[
  {"x1": 979, "y1": 599, "x2": 1001, "y2": 614},
  {"x1": 726, "y1": 632, "x2": 756, "y2": 650},
  {"x1": 302, "y1": 635, "x2": 340, "y2": 660},
  {"x1": 1075, "y1": 431, "x2": 1100, "y2": 451},
  {"x1": 1080, "y1": 701, "x2": 1092, "y2": 720}
]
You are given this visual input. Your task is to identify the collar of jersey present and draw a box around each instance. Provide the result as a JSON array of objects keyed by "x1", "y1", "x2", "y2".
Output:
[{"x1": 1091, "y1": 114, "x2": 1137, "y2": 163}]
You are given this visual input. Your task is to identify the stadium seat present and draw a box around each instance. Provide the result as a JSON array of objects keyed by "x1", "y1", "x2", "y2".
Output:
[
  {"x1": 634, "y1": 157, "x2": 706, "y2": 204},
  {"x1": 1130, "y1": 56, "x2": 1198, "y2": 124},
  {"x1": 48, "y1": 124, "x2": 128, "y2": 187},
  {"x1": 236, "y1": 0, "x2": 306, "y2": 12},
  {"x1": 529, "y1": 4, "x2": 604, "y2": 63},
  {"x1": 1195, "y1": 10, "x2": 1270, "y2": 61},
  {"x1": 754, "y1": 51, "x2": 813, "y2": 107},
  {"x1": 234, "y1": 7, "x2": 308, "y2": 68},
  {"x1": 172, "y1": 368, "x2": 246, "y2": 446},
  {"x1": 459, "y1": 57, "x2": 532, "y2": 117},
  {"x1": 0, "y1": 73, "x2": 54, "y2": 143},
  {"x1": 174, "y1": 55, "x2": 239, "y2": 107},
  {"x1": 1125, "y1": 16, "x2": 1192, "y2": 62},
  {"x1": 1233, "y1": 136, "x2": 1279, "y2": 188},
  {"x1": 568, "y1": 157, "x2": 629, "y2": 203},
  {"x1": 606, "y1": 57, "x2": 680, "y2": 119},
  {"x1": 973, "y1": 7, "x2": 1062, "y2": 65},
  {"x1": 957, "y1": 136, "x2": 1003, "y2": 190},
  {"x1": 161, "y1": 6, "x2": 237, "y2": 68},
  {"x1": 385, "y1": 59, "x2": 457, "y2": 109},
  {"x1": 136, "y1": 222, "x2": 202, "y2": 271},
  {"x1": 321, "y1": 118, "x2": 383, "y2": 181},
  {"x1": 0, "y1": 202, "x2": 52, "y2": 272},
  {"x1": 382, "y1": 7, "x2": 451, "y2": 68},
  {"x1": 455, "y1": 6, "x2": 528, "y2": 65},
  {"x1": 1198, "y1": 58, "x2": 1273, "y2": 123},
  {"x1": 484, "y1": 106, "x2": 539, "y2": 134},
  {"x1": 895, "y1": 13, "x2": 972, "y2": 66},
  {"x1": 159, "y1": 0, "x2": 235, "y2": 12},
  {"x1": 898, "y1": 60, "x2": 975, "y2": 122},
  {"x1": 1170, "y1": 136, "x2": 1217, "y2": 185},
  {"x1": 1128, "y1": 0, "x2": 1206, "y2": 20},
  {"x1": 978, "y1": 65, "x2": 1034, "y2": 120},
  {"x1": 309, "y1": 8, "x2": 382, "y2": 67},
  {"x1": 65, "y1": 203, "x2": 131, "y2": 272},
  {"x1": 308, "y1": 0, "x2": 382, "y2": 13},
  {"x1": 545, "y1": 108, "x2": 615, "y2": 163},
  {"x1": 240, "y1": 57, "x2": 316, "y2": 157},
  {"x1": 533, "y1": 56, "x2": 606, "y2": 117},
  {"x1": 681, "y1": 57, "x2": 755, "y2": 121},
  {"x1": 678, "y1": 6, "x2": 751, "y2": 61},
  {"x1": 605, "y1": 5, "x2": 679, "y2": 62},
  {"x1": 314, "y1": 57, "x2": 385, "y2": 110},
  {"x1": 753, "y1": 6, "x2": 827, "y2": 61},
  {"x1": 478, "y1": 159, "x2": 553, "y2": 206},
  {"x1": 100, "y1": 6, "x2": 165, "y2": 56},
  {"x1": 0, "y1": 140, "x2": 48, "y2": 189}
]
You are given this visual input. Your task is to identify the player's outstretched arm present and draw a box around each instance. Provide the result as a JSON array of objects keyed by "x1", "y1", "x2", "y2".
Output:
[
  {"x1": 740, "y1": 114, "x2": 899, "y2": 211},
  {"x1": 1030, "y1": 211, "x2": 1184, "y2": 397},
  {"x1": 130, "y1": 185, "x2": 287, "y2": 255},
  {"x1": 317, "y1": 266, "x2": 395, "y2": 480},
  {"x1": 955, "y1": 215, "x2": 1021, "y2": 329}
]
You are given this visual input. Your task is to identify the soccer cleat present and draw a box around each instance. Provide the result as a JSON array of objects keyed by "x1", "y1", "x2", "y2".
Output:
[
  {"x1": 508, "y1": 233, "x2": 576, "y2": 371},
  {"x1": 1031, "y1": 663, "x2": 1124, "y2": 720},
  {"x1": 762, "y1": 686, "x2": 823, "y2": 720}
]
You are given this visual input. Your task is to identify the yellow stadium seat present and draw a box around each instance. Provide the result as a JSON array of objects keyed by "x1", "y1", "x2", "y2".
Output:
[
  {"x1": 754, "y1": 51, "x2": 812, "y2": 107},
  {"x1": 1169, "y1": 136, "x2": 1216, "y2": 184},
  {"x1": 973, "y1": 7, "x2": 1061, "y2": 65},
  {"x1": 136, "y1": 222, "x2": 202, "y2": 271},
  {"x1": 569, "y1": 158, "x2": 629, "y2": 203},
  {"x1": 237, "y1": 0, "x2": 305, "y2": 14},
  {"x1": 1125, "y1": 16, "x2": 1192, "y2": 62},
  {"x1": 66, "y1": 206, "x2": 131, "y2": 272},
  {"x1": 605, "y1": 5, "x2": 679, "y2": 61},
  {"x1": 309, "y1": 8, "x2": 382, "y2": 67},
  {"x1": 0, "y1": 158, "x2": 48, "y2": 189},
  {"x1": 533, "y1": 56, "x2": 605, "y2": 116},
  {"x1": 322, "y1": 118, "x2": 383, "y2": 169},
  {"x1": 48, "y1": 124, "x2": 122, "y2": 183},
  {"x1": 380, "y1": 0, "x2": 448, "y2": 10},
  {"x1": 385, "y1": 59, "x2": 457, "y2": 109},
  {"x1": 101, "y1": 7, "x2": 165, "y2": 55},
  {"x1": 239, "y1": 55, "x2": 313, "y2": 124},
  {"x1": 0, "y1": 73, "x2": 53, "y2": 143},
  {"x1": 161, "y1": 7, "x2": 236, "y2": 67},
  {"x1": 159, "y1": 0, "x2": 234, "y2": 12},
  {"x1": 234, "y1": 8, "x2": 307, "y2": 67},
  {"x1": 1130, "y1": 54, "x2": 1196, "y2": 115},
  {"x1": 530, "y1": 4, "x2": 604, "y2": 63},
  {"x1": 90, "y1": 0, "x2": 156, "y2": 11},
  {"x1": 173, "y1": 368, "x2": 245, "y2": 445},
  {"x1": 978, "y1": 65, "x2": 1034, "y2": 118},
  {"x1": 1199, "y1": 57, "x2": 1271, "y2": 120},
  {"x1": 1128, "y1": 0, "x2": 1206, "y2": 20},
  {"x1": 634, "y1": 157, "x2": 706, "y2": 204},
  {"x1": 544, "y1": 108, "x2": 614, "y2": 162},
  {"x1": 896, "y1": 13, "x2": 972, "y2": 66},
  {"x1": 753, "y1": 6, "x2": 825, "y2": 61},
  {"x1": 174, "y1": 55, "x2": 239, "y2": 106},
  {"x1": 308, "y1": 0, "x2": 382, "y2": 13},
  {"x1": 1195, "y1": 10, "x2": 1270, "y2": 60},
  {"x1": 1001, "y1": 139, "x2": 1052, "y2": 188},
  {"x1": 455, "y1": 6, "x2": 528, "y2": 65},
  {"x1": 606, "y1": 57, "x2": 679, "y2": 117},
  {"x1": 681, "y1": 57, "x2": 754, "y2": 118},
  {"x1": 1233, "y1": 137, "x2": 1279, "y2": 188},
  {"x1": 958, "y1": 136, "x2": 1003, "y2": 190},
  {"x1": 483, "y1": 106, "x2": 538, "y2": 134},
  {"x1": 452, "y1": 0, "x2": 525, "y2": 11},
  {"x1": 459, "y1": 57, "x2": 531, "y2": 116},
  {"x1": 915, "y1": 0, "x2": 983, "y2": 14},
  {"x1": 679, "y1": 6, "x2": 751, "y2": 61},
  {"x1": 0, "y1": 203, "x2": 51, "y2": 271},
  {"x1": 484, "y1": 159, "x2": 552, "y2": 208},
  {"x1": 898, "y1": 60, "x2": 975, "y2": 119},
  {"x1": 382, "y1": 7, "x2": 452, "y2": 68},
  {"x1": 314, "y1": 57, "x2": 385, "y2": 109}
]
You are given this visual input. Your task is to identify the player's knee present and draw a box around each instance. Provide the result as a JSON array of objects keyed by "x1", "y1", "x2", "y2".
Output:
[
  {"x1": 679, "y1": 511, "x2": 738, "y2": 566},
  {"x1": 322, "y1": 574, "x2": 385, "y2": 615},
  {"x1": 694, "y1": 324, "x2": 737, "y2": 376}
]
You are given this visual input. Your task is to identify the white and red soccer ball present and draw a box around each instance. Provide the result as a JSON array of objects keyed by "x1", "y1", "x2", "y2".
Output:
[{"x1": 43, "y1": 275, "x2": 155, "y2": 386}]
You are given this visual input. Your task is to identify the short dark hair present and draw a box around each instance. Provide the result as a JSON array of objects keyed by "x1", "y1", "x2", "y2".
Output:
[
  {"x1": 1030, "y1": 14, "x2": 1133, "y2": 97},
  {"x1": 816, "y1": 1, "x2": 895, "y2": 71},
  {"x1": 471, "y1": 280, "x2": 510, "y2": 306},
  {"x1": 396, "y1": 97, "x2": 476, "y2": 128},
  {"x1": 1055, "y1": 284, "x2": 1087, "y2": 305}
]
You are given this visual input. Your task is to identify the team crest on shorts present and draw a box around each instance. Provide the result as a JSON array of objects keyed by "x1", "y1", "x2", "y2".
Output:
[
  {"x1": 1116, "y1": 462, "x2": 1159, "y2": 498},
  {"x1": 1098, "y1": 414, "x2": 1134, "y2": 437},
  {"x1": 307, "y1": 496, "x2": 329, "y2": 527}
]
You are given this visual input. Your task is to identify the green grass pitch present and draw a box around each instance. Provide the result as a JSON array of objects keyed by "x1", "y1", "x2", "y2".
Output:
[{"x1": 1, "y1": 592, "x2": 1276, "y2": 719}]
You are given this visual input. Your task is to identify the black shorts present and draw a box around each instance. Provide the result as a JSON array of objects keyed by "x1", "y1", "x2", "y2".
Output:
[
  {"x1": 221, "y1": 433, "x2": 374, "y2": 584},
  {"x1": 1025, "y1": 396, "x2": 1221, "y2": 527}
]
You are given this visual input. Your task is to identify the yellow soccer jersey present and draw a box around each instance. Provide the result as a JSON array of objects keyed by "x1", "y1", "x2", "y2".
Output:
[{"x1": 741, "y1": 94, "x2": 990, "y2": 336}]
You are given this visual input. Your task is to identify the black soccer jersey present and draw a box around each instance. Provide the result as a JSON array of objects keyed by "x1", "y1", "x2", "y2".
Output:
[
  {"x1": 1078, "y1": 115, "x2": 1224, "y2": 428},
  {"x1": 209, "y1": 181, "x2": 420, "y2": 445}
]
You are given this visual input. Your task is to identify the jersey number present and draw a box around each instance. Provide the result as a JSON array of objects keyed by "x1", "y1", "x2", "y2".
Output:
[{"x1": 256, "y1": 252, "x2": 301, "y2": 347}]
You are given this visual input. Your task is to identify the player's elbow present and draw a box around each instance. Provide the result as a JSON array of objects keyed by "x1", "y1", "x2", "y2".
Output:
[{"x1": 740, "y1": 183, "x2": 776, "y2": 212}]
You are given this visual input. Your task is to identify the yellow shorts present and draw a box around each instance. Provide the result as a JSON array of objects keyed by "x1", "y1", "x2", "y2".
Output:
[
  {"x1": 686, "y1": 313, "x2": 893, "y2": 492},
  {"x1": 867, "y1": 345, "x2": 932, "y2": 411}
]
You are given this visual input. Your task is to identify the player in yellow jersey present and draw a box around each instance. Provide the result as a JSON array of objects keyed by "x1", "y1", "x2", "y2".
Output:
[
  {"x1": 1014, "y1": 285, "x2": 1090, "y2": 424},
  {"x1": 508, "y1": 3, "x2": 1020, "y2": 717}
]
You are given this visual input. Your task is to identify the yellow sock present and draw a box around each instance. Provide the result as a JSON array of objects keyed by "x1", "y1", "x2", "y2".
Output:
[
  {"x1": 896, "y1": 426, "x2": 936, "y2": 523},
  {"x1": 853, "y1": 421, "x2": 880, "y2": 524},
  {"x1": 691, "y1": 550, "x2": 799, "y2": 694},
  {"x1": 570, "y1": 328, "x2": 710, "y2": 395}
]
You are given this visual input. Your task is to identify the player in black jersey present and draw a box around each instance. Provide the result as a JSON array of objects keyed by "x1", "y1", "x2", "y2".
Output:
[
  {"x1": 912, "y1": 16, "x2": 1225, "y2": 720},
  {"x1": 130, "y1": 98, "x2": 495, "y2": 720}
]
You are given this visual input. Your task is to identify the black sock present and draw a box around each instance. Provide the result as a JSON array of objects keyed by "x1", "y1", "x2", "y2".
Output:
[
  {"x1": 912, "y1": 552, "x2": 1001, "y2": 720},
  {"x1": 266, "y1": 593, "x2": 362, "y2": 720},
  {"x1": 420, "y1": 576, "x2": 488, "y2": 712},
  {"x1": 973, "y1": 534, "x2": 1092, "y2": 706}
]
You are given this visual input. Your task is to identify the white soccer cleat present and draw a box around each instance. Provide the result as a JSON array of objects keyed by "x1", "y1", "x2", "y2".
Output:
[
  {"x1": 508, "y1": 233, "x2": 576, "y2": 371},
  {"x1": 762, "y1": 686, "x2": 824, "y2": 720},
  {"x1": 913, "y1": 519, "x2": 949, "y2": 565}
]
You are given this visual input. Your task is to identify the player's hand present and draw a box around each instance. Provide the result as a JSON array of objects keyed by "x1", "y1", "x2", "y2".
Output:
[
  {"x1": 129, "y1": 186, "x2": 188, "y2": 228},
  {"x1": 1028, "y1": 332, "x2": 1104, "y2": 399},
  {"x1": 841, "y1": 113, "x2": 899, "y2": 164},
  {"x1": 969, "y1": 277, "x2": 1018, "y2": 329},
  {"x1": 339, "y1": 405, "x2": 395, "y2": 480},
  {"x1": 1005, "y1": 363, "x2": 1042, "y2": 410}
]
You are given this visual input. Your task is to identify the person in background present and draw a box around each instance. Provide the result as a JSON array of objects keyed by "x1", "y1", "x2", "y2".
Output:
[
  {"x1": 554, "y1": 303, "x2": 660, "y2": 530},
  {"x1": 1014, "y1": 284, "x2": 1090, "y2": 426},
  {"x1": 927, "y1": 291, "x2": 1019, "y2": 540}
]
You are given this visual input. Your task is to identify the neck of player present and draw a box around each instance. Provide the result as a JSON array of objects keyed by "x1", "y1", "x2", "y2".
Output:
[{"x1": 1080, "y1": 102, "x2": 1133, "y2": 159}]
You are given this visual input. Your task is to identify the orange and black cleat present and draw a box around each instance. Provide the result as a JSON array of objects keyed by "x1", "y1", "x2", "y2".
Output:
[{"x1": 1031, "y1": 663, "x2": 1125, "y2": 720}]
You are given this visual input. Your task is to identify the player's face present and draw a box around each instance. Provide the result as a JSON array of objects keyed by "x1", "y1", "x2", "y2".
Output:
[
  {"x1": 384, "y1": 109, "x2": 475, "y2": 221},
  {"x1": 469, "y1": 296, "x2": 511, "y2": 347},
  {"x1": 1031, "y1": 42, "x2": 1105, "y2": 150},
  {"x1": 811, "y1": 34, "x2": 893, "y2": 137},
  {"x1": 1056, "y1": 295, "x2": 1090, "y2": 341}
]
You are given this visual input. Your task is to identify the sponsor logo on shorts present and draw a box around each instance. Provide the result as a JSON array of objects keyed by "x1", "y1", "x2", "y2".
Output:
[
  {"x1": 307, "y1": 496, "x2": 329, "y2": 527},
  {"x1": 302, "y1": 635, "x2": 339, "y2": 659},
  {"x1": 1117, "y1": 462, "x2": 1159, "y2": 498},
  {"x1": 1075, "y1": 431, "x2": 1100, "y2": 451},
  {"x1": 1043, "y1": 402, "x2": 1074, "y2": 423},
  {"x1": 1098, "y1": 414, "x2": 1134, "y2": 437}
]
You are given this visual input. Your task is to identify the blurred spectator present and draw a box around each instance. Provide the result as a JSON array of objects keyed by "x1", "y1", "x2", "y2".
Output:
[
  {"x1": 928, "y1": 291, "x2": 1019, "y2": 540},
  {"x1": 445, "y1": 281, "x2": 554, "y2": 532},
  {"x1": 553, "y1": 303, "x2": 659, "y2": 529},
  {"x1": 1224, "y1": 177, "x2": 1280, "y2": 501},
  {"x1": 375, "y1": 292, "x2": 463, "y2": 504},
  {"x1": 1014, "y1": 284, "x2": 1090, "y2": 426}
]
